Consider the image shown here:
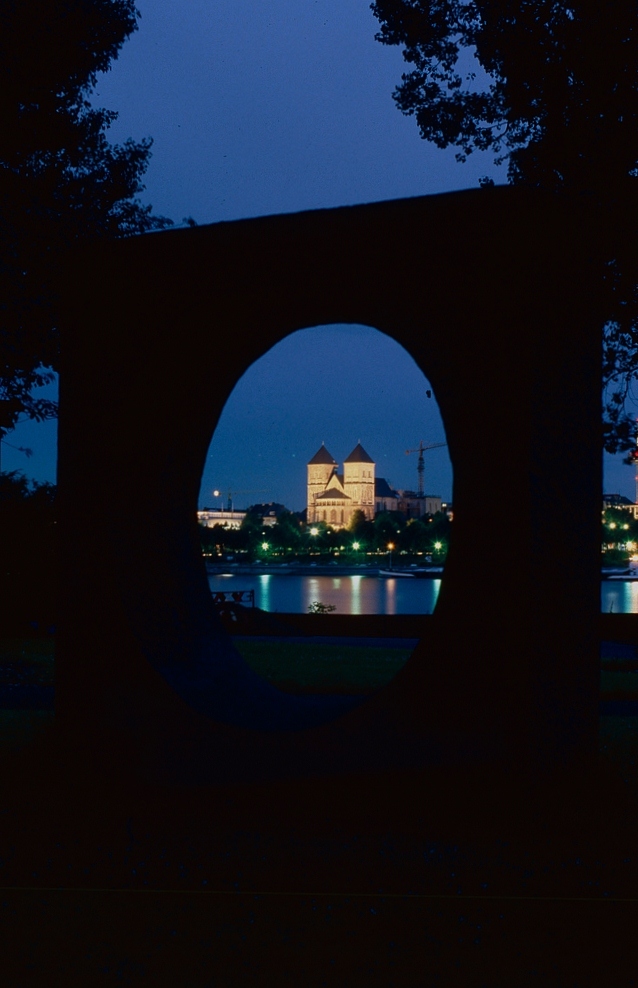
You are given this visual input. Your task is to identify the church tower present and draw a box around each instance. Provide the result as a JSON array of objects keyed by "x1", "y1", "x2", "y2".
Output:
[
  {"x1": 307, "y1": 444, "x2": 338, "y2": 522},
  {"x1": 343, "y1": 442, "x2": 375, "y2": 522}
]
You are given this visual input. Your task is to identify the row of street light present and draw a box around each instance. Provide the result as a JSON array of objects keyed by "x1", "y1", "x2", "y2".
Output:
[{"x1": 257, "y1": 537, "x2": 445, "y2": 560}]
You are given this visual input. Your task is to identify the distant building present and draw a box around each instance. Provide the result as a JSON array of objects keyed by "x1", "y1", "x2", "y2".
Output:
[
  {"x1": 307, "y1": 442, "x2": 444, "y2": 529},
  {"x1": 307, "y1": 442, "x2": 375, "y2": 529},
  {"x1": 197, "y1": 509, "x2": 246, "y2": 530},
  {"x1": 246, "y1": 502, "x2": 289, "y2": 527},
  {"x1": 197, "y1": 501, "x2": 290, "y2": 530},
  {"x1": 603, "y1": 494, "x2": 638, "y2": 520},
  {"x1": 374, "y1": 477, "x2": 399, "y2": 514},
  {"x1": 395, "y1": 490, "x2": 443, "y2": 519}
]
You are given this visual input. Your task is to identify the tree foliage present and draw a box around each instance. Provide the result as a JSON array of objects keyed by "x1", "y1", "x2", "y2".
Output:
[
  {"x1": 0, "y1": 1, "x2": 172, "y2": 445},
  {"x1": 347, "y1": 508, "x2": 375, "y2": 543},
  {"x1": 371, "y1": 0, "x2": 638, "y2": 452},
  {"x1": 269, "y1": 510, "x2": 304, "y2": 551},
  {"x1": 205, "y1": 510, "x2": 451, "y2": 559},
  {"x1": 372, "y1": 1, "x2": 638, "y2": 190}
]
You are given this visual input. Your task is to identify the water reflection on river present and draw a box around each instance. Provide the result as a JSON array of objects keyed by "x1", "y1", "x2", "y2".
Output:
[
  {"x1": 208, "y1": 573, "x2": 441, "y2": 615},
  {"x1": 209, "y1": 575, "x2": 638, "y2": 615},
  {"x1": 602, "y1": 581, "x2": 638, "y2": 614}
]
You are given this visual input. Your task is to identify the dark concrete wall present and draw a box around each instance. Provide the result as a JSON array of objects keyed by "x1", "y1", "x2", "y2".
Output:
[{"x1": 57, "y1": 186, "x2": 615, "y2": 785}]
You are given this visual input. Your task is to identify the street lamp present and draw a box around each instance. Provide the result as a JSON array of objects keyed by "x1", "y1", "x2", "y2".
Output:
[
  {"x1": 387, "y1": 542, "x2": 395, "y2": 570},
  {"x1": 308, "y1": 526, "x2": 319, "y2": 558}
]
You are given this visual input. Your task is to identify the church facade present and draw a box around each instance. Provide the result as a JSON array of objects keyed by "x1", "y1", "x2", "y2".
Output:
[
  {"x1": 307, "y1": 442, "x2": 445, "y2": 529},
  {"x1": 307, "y1": 442, "x2": 376, "y2": 528}
]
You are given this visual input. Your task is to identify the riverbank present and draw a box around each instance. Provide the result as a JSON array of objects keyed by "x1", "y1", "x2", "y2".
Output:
[
  {"x1": 211, "y1": 560, "x2": 638, "y2": 581},
  {"x1": 205, "y1": 561, "x2": 444, "y2": 577}
]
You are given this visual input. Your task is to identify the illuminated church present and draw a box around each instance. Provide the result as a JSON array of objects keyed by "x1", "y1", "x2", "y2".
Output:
[
  {"x1": 307, "y1": 442, "x2": 445, "y2": 528},
  {"x1": 307, "y1": 442, "x2": 376, "y2": 529}
]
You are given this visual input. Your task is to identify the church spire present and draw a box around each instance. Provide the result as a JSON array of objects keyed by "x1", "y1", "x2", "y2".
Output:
[
  {"x1": 344, "y1": 442, "x2": 374, "y2": 463},
  {"x1": 308, "y1": 444, "x2": 338, "y2": 466}
]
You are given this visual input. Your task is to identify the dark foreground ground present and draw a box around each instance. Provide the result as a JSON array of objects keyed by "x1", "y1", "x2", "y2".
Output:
[{"x1": 1, "y1": 638, "x2": 638, "y2": 986}]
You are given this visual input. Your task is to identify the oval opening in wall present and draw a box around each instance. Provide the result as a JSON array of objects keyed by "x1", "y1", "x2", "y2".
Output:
[{"x1": 198, "y1": 323, "x2": 453, "y2": 703}]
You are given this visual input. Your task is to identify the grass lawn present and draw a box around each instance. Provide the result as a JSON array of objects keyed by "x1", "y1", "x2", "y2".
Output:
[
  {"x1": 0, "y1": 636, "x2": 412, "y2": 695},
  {"x1": 600, "y1": 669, "x2": 638, "y2": 699},
  {"x1": 0, "y1": 708, "x2": 54, "y2": 752},
  {"x1": 0, "y1": 636, "x2": 56, "y2": 685},
  {"x1": 3, "y1": 637, "x2": 638, "y2": 787},
  {"x1": 599, "y1": 715, "x2": 638, "y2": 791},
  {"x1": 0, "y1": 637, "x2": 56, "y2": 752},
  {"x1": 233, "y1": 639, "x2": 412, "y2": 694}
]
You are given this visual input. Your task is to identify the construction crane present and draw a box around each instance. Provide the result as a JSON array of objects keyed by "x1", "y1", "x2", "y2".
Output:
[
  {"x1": 405, "y1": 441, "x2": 447, "y2": 497},
  {"x1": 213, "y1": 489, "x2": 269, "y2": 512}
]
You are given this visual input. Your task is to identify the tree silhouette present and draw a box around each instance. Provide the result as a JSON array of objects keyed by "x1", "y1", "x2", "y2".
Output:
[
  {"x1": 0, "y1": 0, "x2": 172, "y2": 464},
  {"x1": 0, "y1": 471, "x2": 57, "y2": 631},
  {"x1": 371, "y1": 0, "x2": 638, "y2": 451}
]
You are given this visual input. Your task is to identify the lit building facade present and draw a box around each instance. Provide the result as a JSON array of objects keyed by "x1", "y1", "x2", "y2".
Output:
[
  {"x1": 307, "y1": 442, "x2": 375, "y2": 528},
  {"x1": 307, "y1": 442, "x2": 444, "y2": 529},
  {"x1": 603, "y1": 493, "x2": 638, "y2": 520},
  {"x1": 197, "y1": 509, "x2": 246, "y2": 530}
]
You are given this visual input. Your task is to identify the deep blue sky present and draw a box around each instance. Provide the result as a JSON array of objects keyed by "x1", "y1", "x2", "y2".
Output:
[
  {"x1": 3, "y1": 0, "x2": 632, "y2": 502},
  {"x1": 200, "y1": 324, "x2": 451, "y2": 512}
]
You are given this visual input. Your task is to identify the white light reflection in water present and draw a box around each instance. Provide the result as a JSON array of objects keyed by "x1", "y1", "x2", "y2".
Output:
[
  {"x1": 601, "y1": 580, "x2": 638, "y2": 614},
  {"x1": 351, "y1": 575, "x2": 362, "y2": 615},
  {"x1": 384, "y1": 578, "x2": 397, "y2": 615},
  {"x1": 208, "y1": 573, "x2": 441, "y2": 614},
  {"x1": 306, "y1": 577, "x2": 320, "y2": 613},
  {"x1": 258, "y1": 573, "x2": 271, "y2": 611}
]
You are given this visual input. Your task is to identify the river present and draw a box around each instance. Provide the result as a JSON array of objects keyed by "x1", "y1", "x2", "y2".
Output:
[
  {"x1": 601, "y1": 580, "x2": 638, "y2": 614},
  {"x1": 209, "y1": 573, "x2": 638, "y2": 615},
  {"x1": 208, "y1": 572, "x2": 441, "y2": 615}
]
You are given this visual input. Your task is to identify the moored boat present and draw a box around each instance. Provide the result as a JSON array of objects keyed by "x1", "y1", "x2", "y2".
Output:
[{"x1": 602, "y1": 567, "x2": 632, "y2": 579}]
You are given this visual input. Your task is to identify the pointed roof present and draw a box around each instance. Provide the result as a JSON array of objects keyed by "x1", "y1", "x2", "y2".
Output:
[
  {"x1": 316, "y1": 487, "x2": 351, "y2": 500},
  {"x1": 308, "y1": 443, "x2": 338, "y2": 466},
  {"x1": 344, "y1": 442, "x2": 374, "y2": 464}
]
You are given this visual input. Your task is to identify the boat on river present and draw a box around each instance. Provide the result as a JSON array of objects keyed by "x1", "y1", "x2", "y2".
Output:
[
  {"x1": 602, "y1": 567, "x2": 633, "y2": 579},
  {"x1": 378, "y1": 569, "x2": 415, "y2": 578}
]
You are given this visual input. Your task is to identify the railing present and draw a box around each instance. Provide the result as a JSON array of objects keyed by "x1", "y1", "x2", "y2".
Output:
[{"x1": 211, "y1": 590, "x2": 255, "y2": 609}]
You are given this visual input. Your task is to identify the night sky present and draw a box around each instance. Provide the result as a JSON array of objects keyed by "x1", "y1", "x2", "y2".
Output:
[
  {"x1": 3, "y1": 0, "x2": 631, "y2": 502},
  {"x1": 199, "y1": 324, "x2": 451, "y2": 512}
]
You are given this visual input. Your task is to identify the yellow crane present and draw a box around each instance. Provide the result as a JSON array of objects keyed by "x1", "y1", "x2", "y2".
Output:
[{"x1": 405, "y1": 441, "x2": 447, "y2": 497}]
